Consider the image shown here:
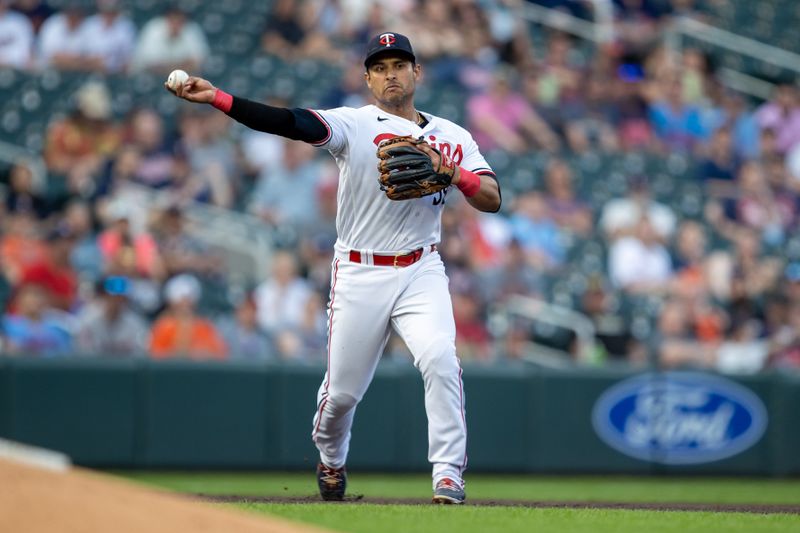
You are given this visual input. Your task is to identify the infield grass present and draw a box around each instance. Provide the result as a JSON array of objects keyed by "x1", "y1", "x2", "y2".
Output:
[
  {"x1": 122, "y1": 471, "x2": 800, "y2": 505},
  {"x1": 119, "y1": 472, "x2": 800, "y2": 533},
  {"x1": 236, "y1": 504, "x2": 799, "y2": 533}
]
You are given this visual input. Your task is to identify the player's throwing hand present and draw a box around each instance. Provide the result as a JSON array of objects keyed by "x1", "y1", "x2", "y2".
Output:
[{"x1": 164, "y1": 75, "x2": 217, "y2": 104}]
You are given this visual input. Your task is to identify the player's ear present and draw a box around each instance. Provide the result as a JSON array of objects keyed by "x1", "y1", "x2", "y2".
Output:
[
  {"x1": 364, "y1": 70, "x2": 372, "y2": 89},
  {"x1": 414, "y1": 63, "x2": 422, "y2": 82}
]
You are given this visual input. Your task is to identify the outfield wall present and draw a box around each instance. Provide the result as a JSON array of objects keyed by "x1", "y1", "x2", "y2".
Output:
[{"x1": 0, "y1": 358, "x2": 797, "y2": 475}]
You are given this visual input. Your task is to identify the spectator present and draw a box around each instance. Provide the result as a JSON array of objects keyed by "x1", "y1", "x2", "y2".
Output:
[
  {"x1": 261, "y1": 0, "x2": 306, "y2": 61},
  {"x1": 249, "y1": 139, "x2": 327, "y2": 228},
  {"x1": 479, "y1": 238, "x2": 543, "y2": 304},
  {"x1": 0, "y1": 212, "x2": 46, "y2": 284},
  {"x1": 763, "y1": 156, "x2": 799, "y2": 230},
  {"x1": 254, "y1": 250, "x2": 313, "y2": 337},
  {"x1": 12, "y1": 0, "x2": 54, "y2": 33},
  {"x1": 95, "y1": 146, "x2": 142, "y2": 199},
  {"x1": 608, "y1": 216, "x2": 672, "y2": 294},
  {"x1": 155, "y1": 205, "x2": 221, "y2": 277},
  {"x1": 12, "y1": 225, "x2": 79, "y2": 312},
  {"x1": 706, "y1": 161, "x2": 789, "y2": 246},
  {"x1": 600, "y1": 175, "x2": 676, "y2": 241},
  {"x1": 239, "y1": 96, "x2": 288, "y2": 180},
  {"x1": 612, "y1": 0, "x2": 662, "y2": 55},
  {"x1": 4, "y1": 161, "x2": 48, "y2": 220},
  {"x1": 533, "y1": 32, "x2": 582, "y2": 114},
  {"x1": 320, "y1": 61, "x2": 372, "y2": 109},
  {"x1": 451, "y1": 274, "x2": 492, "y2": 362},
  {"x1": 81, "y1": 0, "x2": 136, "y2": 73},
  {"x1": 755, "y1": 82, "x2": 800, "y2": 155},
  {"x1": 706, "y1": 90, "x2": 759, "y2": 160},
  {"x1": 441, "y1": 194, "x2": 512, "y2": 270},
  {"x1": 274, "y1": 290, "x2": 327, "y2": 361},
  {"x1": 149, "y1": 273, "x2": 227, "y2": 360},
  {"x1": 43, "y1": 81, "x2": 121, "y2": 188},
  {"x1": 261, "y1": 0, "x2": 340, "y2": 63},
  {"x1": 563, "y1": 74, "x2": 619, "y2": 153},
  {"x1": 467, "y1": 68, "x2": 560, "y2": 154},
  {"x1": 75, "y1": 276, "x2": 149, "y2": 357},
  {"x1": 671, "y1": 220, "x2": 709, "y2": 300},
  {"x1": 648, "y1": 75, "x2": 707, "y2": 153},
  {"x1": 542, "y1": 159, "x2": 592, "y2": 236},
  {"x1": 706, "y1": 227, "x2": 782, "y2": 303},
  {"x1": 715, "y1": 318, "x2": 769, "y2": 374},
  {"x1": 580, "y1": 277, "x2": 645, "y2": 364},
  {"x1": 767, "y1": 300, "x2": 800, "y2": 370},
  {"x1": 122, "y1": 108, "x2": 175, "y2": 189},
  {"x1": 176, "y1": 109, "x2": 236, "y2": 207},
  {"x1": 162, "y1": 146, "x2": 223, "y2": 206},
  {"x1": 36, "y1": 3, "x2": 98, "y2": 71},
  {"x1": 152, "y1": 205, "x2": 221, "y2": 278},
  {"x1": 217, "y1": 294, "x2": 275, "y2": 361},
  {"x1": 0, "y1": 0, "x2": 33, "y2": 70},
  {"x1": 509, "y1": 191, "x2": 565, "y2": 271},
  {"x1": 97, "y1": 202, "x2": 165, "y2": 281},
  {"x1": 63, "y1": 200, "x2": 103, "y2": 281},
  {"x1": 612, "y1": 67, "x2": 654, "y2": 150},
  {"x1": 698, "y1": 127, "x2": 740, "y2": 193},
  {"x1": 2, "y1": 283, "x2": 71, "y2": 357},
  {"x1": 401, "y1": 0, "x2": 468, "y2": 83},
  {"x1": 656, "y1": 297, "x2": 715, "y2": 369},
  {"x1": 131, "y1": 4, "x2": 209, "y2": 74}
]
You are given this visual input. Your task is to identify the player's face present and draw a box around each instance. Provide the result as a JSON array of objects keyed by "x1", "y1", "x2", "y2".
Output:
[{"x1": 365, "y1": 56, "x2": 421, "y2": 107}]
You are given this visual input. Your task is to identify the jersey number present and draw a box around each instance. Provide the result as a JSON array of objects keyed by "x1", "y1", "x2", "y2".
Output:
[{"x1": 432, "y1": 189, "x2": 447, "y2": 206}]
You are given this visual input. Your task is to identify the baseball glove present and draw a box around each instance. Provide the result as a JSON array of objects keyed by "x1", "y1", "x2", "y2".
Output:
[{"x1": 376, "y1": 135, "x2": 456, "y2": 201}]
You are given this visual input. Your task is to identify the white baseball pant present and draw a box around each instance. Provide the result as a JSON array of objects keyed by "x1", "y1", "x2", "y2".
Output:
[{"x1": 311, "y1": 249, "x2": 467, "y2": 487}]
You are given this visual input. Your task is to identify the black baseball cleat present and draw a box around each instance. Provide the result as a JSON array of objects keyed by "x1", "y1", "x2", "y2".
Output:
[
  {"x1": 317, "y1": 462, "x2": 347, "y2": 501},
  {"x1": 432, "y1": 477, "x2": 465, "y2": 505}
]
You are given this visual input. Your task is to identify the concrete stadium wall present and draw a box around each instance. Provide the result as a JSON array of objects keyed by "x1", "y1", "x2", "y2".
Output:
[{"x1": 0, "y1": 357, "x2": 797, "y2": 475}]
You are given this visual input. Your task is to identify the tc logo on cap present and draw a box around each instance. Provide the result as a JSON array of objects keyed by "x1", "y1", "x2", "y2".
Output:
[{"x1": 379, "y1": 33, "x2": 396, "y2": 47}]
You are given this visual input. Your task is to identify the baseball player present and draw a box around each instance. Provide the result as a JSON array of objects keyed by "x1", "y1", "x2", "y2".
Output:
[{"x1": 168, "y1": 32, "x2": 501, "y2": 504}]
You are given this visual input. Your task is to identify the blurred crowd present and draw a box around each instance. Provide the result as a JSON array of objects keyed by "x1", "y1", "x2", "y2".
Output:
[{"x1": 0, "y1": 0, "x2": 799, "y2": 373}]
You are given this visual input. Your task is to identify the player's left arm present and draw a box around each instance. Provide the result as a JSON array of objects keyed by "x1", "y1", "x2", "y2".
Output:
[{"x1": 451, "y1": 168, "x2": 501, "y2": 213}]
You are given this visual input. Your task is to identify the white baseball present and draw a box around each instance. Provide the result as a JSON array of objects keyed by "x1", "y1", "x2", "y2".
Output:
[{"x1": 166, "y1": 69, "x2": 189, "y2": 91}]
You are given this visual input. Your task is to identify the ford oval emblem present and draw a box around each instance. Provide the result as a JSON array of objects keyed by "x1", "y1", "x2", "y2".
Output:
[{"x1": 592, "y1": 372, "x2": 768, "y2": 464}]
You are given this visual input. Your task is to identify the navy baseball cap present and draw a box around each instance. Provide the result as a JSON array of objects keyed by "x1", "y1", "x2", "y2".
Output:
[{"x1": 364, "y1": 32, "x2": 416, "y2": 68}]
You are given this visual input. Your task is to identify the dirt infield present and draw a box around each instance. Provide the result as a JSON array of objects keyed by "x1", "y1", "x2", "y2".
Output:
[
  {"x1": 194, "y1": 494, "x2": 800, "y2": 515},
  {"x1": 0, "y1": 459, "x2": 329, "y2": 533}
]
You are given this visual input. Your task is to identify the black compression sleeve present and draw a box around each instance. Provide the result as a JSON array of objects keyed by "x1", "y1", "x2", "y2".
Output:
[{"x1": 226, "y1": 96, "x2": 328, "y2": 144}]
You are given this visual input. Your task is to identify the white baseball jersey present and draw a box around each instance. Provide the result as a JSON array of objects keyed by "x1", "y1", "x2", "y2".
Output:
[{"x1": 309, "y1": 104, "x2": 494, "y2": 253}]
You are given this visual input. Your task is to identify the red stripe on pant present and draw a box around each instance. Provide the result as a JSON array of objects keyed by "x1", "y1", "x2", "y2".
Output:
[
  {"x1": 458, "y1": 365, "x2": 468, "y2": 471},
  {"x1": 313, "y1": 258, "x2": 340, "y2": 439}
]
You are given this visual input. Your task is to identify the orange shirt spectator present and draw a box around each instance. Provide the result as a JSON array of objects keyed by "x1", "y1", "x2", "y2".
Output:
[
  {"x1": 150, "y1": 315, "x2": 227, "y2": 360},
  {"x1": 1, "y1": 214, "x2": 47, "y2": 283},
  {"x1": 149, "y1": 273, "x2": 227, "y2": 360}
]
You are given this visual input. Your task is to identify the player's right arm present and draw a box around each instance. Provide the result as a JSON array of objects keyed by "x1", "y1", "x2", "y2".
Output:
[{"x1": 168, "y1": 76, "x2": 330, "y2": 145}]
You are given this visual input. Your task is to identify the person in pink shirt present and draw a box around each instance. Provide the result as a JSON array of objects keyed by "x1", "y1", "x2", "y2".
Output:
[
  {"x1": 755, "y1": 83, "x2": 800, "y2": 154},
  {"x1": 97, "y1": 203, "x2": 165, "y2": 280},
  {"x1": 467, "y1": 69, "x2": 560, "y2": 154}
]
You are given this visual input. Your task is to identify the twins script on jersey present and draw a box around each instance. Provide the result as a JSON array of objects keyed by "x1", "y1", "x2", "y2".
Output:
[{"x1": 309, "y1": 104, "x2": 493, "y2": 254}]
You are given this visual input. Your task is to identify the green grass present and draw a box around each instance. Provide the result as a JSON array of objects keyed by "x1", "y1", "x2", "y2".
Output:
[
  {"x1": 121, "y1": 471, "x2": 800, "y2": 505},
  {"x1": 237, "y1": 503, "x2": 799, "y2": 533},
  {"x1": 116, "y1": 472, "x2": 800, "y2": 533}
]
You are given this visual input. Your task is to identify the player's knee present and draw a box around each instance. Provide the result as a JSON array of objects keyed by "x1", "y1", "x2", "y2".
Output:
[
  {"x1": 417, "y1": 335, "x2": 458, "y2": 379},
  {"x1": 325, "y1": 391, "x2": 359, "y2": 416}
]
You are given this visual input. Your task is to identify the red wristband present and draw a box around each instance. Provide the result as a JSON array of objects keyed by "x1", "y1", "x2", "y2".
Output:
[
  {"x1": 212, "y1": 89, "x2": 233, "y2": 113},
  {"x1": 456, "y1": 168, "x2": 481, "y2": 197}
]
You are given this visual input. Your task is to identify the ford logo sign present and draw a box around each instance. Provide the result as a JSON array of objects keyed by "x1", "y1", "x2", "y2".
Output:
[{"x1": 592, "y1": 373, "x2": 768, "y2": 465}]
